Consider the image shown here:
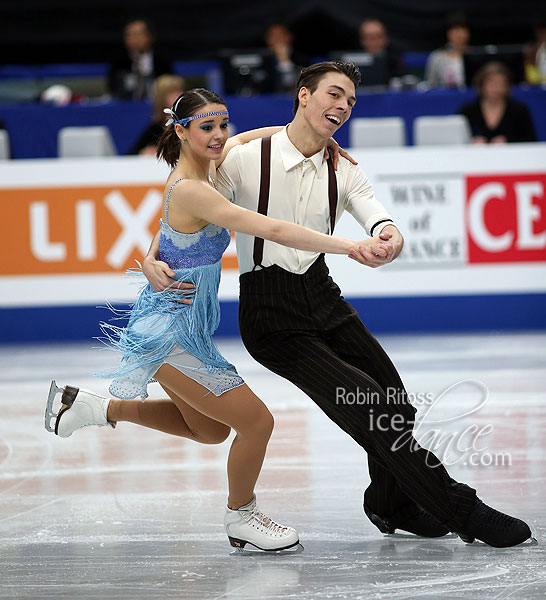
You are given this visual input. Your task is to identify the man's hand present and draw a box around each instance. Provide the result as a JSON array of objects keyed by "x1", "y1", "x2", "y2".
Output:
[
  {"x1": 142, "y1": 255, "x2": 195, "y2": 304},
  {"x1": 348, "y1": 226, "x2": 403, "y2": 268},
  {"x1": 324, "y1": 138, "x2": 358, "y2": 170}
]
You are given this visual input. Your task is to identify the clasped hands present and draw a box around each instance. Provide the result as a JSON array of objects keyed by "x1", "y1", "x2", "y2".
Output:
[{"x1": 348, "y1": 231, "x2": 396, "y2": 268}]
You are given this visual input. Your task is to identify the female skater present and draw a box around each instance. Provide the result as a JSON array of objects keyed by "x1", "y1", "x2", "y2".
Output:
[{"x1": 44, "y1": 88, "x2": 386, "y2": 552}]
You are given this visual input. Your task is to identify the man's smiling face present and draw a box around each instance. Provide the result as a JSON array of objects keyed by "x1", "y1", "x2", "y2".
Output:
[{"x1": 299, "y1": 72, "x2": 357, "y2": 140}]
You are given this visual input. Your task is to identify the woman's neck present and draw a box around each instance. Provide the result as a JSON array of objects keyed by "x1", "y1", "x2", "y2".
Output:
[{"x1": 177, "y1": 146, "x2": 211, "y2": 181}]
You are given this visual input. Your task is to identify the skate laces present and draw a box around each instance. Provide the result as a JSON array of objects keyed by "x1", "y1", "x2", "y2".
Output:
[{"x1": 243, "y1": 505, "x2": 288, "y2": 536}]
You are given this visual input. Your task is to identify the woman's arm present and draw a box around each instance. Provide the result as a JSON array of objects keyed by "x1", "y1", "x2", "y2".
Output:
[{"x1": 172, "y1": 180, "x2": 363, "y2": 255}]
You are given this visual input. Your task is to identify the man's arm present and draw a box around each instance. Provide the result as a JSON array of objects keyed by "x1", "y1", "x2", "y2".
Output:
[
  {"x1": 343, "y1": 165, "x2": 403, "y2": 268},
  {"x1": 142, "y1": 231, "x2": 195, "y2": 298},
  {"x1": 217, "y1": 126, "x2": 357, "y2": 171}
]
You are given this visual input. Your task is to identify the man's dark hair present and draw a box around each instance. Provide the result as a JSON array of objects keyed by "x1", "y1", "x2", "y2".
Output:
[{"x1": 293, "y1": 61, "x2": 361, "y2": 114}]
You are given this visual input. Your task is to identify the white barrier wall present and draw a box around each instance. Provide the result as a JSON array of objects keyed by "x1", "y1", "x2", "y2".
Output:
[
  {"x1": 330, "y1": 143, "x2": 546, "y2": 298},
  {"x1": 0, "y1": 144, "x2": 545, "y2": 341}
]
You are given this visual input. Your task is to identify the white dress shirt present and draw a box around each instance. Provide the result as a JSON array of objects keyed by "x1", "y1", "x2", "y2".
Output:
[{"x1": 216, "y1": 126, "x2": 394, "y2": 275}]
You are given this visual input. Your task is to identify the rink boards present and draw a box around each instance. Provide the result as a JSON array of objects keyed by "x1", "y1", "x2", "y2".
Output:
[{"x1": 0, "y1": 144, "x2": 545, "y2": 341}]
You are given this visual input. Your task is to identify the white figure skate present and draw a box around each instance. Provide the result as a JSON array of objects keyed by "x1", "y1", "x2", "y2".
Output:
[
  {"x1": 224, "y1": 495, "x2": 302, "y2": 553},
  {"x1": 44, "y1": 380, "x2": 116, "y2": 438}
]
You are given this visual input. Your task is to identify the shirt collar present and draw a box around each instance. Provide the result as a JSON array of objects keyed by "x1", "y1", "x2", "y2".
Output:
[{"x1": 277, "y1": 126, "x2": 325, "y2": 173}]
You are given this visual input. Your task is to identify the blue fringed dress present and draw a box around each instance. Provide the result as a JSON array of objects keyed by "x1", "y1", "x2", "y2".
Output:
[{"x1": 97, "y1": 178, "x2": 245, "y2": 400}]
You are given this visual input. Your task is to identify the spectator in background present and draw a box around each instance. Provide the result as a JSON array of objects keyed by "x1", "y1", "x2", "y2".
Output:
[
  {"x1": 109, "y1": 18, "x2": 171, "y2": 100},
  {"x1": 459, "y1": 61, "x2": 537, "y2": 144},
  {"x1": 358, "y1": 18, "x2": 404, "y2": 83},
  {"x1": 129, "y1": 74, "x2": 185, "y2": 155},
  {"x1": 426, "y1": 13, "x2": 470, "y2": 88},
  {"x1": 524, "y1": 13, "x2": 546, "y2": 84},
  {"x1": 264, "y1": 23, "x2": 307, "y2": 93}
]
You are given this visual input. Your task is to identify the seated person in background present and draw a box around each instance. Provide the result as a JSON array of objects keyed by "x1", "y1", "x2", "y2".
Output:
[
  {"x1": 109, "y1": 18, "x2": 171, "y2": 100},
  {"x1": 426, "y1": 13, "x2": 470, "y2": 88},
  {"x1": 524, "y1": 13, "x2": 546, "y2": 84},
  {"x1": 129, "y1": 75, "x2": 185, "y2": 155},
  {"x1": 358, "y1": 18, "x2": 404, "y2": 83},
  {"x1": 264, "y1": 23, "x2": 307, "y2": 93},
  {"x1": 459, "y1": 61, "x2": 537, "y2": 144}
]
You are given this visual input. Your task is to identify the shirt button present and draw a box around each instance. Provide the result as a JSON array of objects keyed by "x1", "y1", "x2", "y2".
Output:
[{"x1": 299, "y1": 196, "x2": 303, "y2": 202}]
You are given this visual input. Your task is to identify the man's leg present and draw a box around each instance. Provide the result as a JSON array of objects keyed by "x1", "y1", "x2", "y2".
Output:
[
  {"x1": 238, "y1": 261, "x2": 531, "y2": 545},
  {"x1": 322, "y1": 302, "x2": 443, "y2": 530},
  {"x1": 242, "y1": 327, "x2": 475, "y2": 533}
]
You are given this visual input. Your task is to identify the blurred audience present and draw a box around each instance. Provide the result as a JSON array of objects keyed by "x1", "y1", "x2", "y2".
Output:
[
  {"x1": 426, "y1": 13, "x2": 470, "y2": 88},
  {"x1": 108, "y1": 18, "x2": 171, "y2": 100},
  {"x1": 524, "y1": 14, "x2": 546, "y2": 84},
  {"x1": 40, "y1": 84, "x2": 74, "y2": 105},
  {"x1": 358, "y1": 18, "x2": 404, "y2": 83},
  {"x1": 459, "y1": 61, "x2": 537, "y2": 144},
  {"x1": 128, "y1": 74, "x2": 184, "y2": 155},
  {"x1": 264, "y1": 23, "x2": 307, "y2": 93}
]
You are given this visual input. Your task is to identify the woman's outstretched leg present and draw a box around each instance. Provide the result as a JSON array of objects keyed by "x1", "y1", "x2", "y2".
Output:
[
  {"x1": 107, "y1": 387, "x2": 230, "y2": 444},
  {"x1": 46, "y1": 381, "x2": 230, "y2": 443}
]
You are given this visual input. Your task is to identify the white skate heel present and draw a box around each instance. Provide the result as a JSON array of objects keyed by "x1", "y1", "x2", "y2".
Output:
[
  {"x1": 44, "y1": 380, "x2": 116, "y2": 438},
  {"x1": 224, "y1": 495, "x2": 302, "y2": 553}
]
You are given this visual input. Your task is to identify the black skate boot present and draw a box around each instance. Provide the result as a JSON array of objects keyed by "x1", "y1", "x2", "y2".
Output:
[
  {"x1": 457, "y1": 499, "x2": 533, "y2": 547},
  {"x1": 364, "y1": 503, "x2": 450, "y2": 537}
]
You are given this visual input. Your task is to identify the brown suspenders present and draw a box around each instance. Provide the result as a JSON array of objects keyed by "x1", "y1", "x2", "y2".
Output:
[
  {"x1": 252, "y1": 136, "x2": 338, "y2": 270},
  {"x1": 252, "y1": 136, "x2": 272, "y2": 269}
]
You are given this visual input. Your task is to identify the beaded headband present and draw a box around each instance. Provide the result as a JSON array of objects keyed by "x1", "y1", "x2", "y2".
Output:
[{"x1": 163, "y1": 108, "x2": 229, "y2": 127}]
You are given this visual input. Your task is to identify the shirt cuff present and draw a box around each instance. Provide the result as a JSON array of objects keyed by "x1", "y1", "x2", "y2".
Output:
[{"x1": 370, "y1": 219, "x2": 394, "y2": 237}]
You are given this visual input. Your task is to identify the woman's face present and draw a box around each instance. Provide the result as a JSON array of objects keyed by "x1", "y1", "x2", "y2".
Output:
[
  {"x1": 447, "y1": 26, "x2": 469, "y2": 51},
  {"x1": 481, "y1": 73, "x2": 510, "y2": 101},
  {"x1": 177, "y1": 103, "x2": 229, "y2": 160}
]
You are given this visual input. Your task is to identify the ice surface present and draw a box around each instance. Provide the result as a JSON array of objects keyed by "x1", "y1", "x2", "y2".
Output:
[{"x1": 0, "y1": 333, "x2": 544, "y2": 599}]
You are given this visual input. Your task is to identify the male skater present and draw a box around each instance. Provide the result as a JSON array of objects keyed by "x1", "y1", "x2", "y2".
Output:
[{"x1": 143, "y1": 61, "x2": 531, "y2": 547}]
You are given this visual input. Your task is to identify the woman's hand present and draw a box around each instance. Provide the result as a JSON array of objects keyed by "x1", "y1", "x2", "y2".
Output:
[
  {"x1": 324, "y1": 138, "x2": 358, "y2": 170},
  {"x1": 142, "y1": 255, "x2": 195, "y2": 303}
]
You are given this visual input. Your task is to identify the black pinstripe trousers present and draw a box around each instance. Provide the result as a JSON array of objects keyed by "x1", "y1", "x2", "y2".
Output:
[{"x1": 239, "y1": 255, "x2": 477, "y2": 532}]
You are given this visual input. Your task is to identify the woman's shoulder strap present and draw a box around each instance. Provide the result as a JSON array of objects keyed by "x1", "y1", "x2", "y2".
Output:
[{"x1": 164, "y1": 177, "x2": 186, "y2": 224}]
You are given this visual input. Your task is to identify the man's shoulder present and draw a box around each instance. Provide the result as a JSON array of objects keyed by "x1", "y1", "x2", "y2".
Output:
[{"x1": 335, "y1": 154, "x2": 367, "y2": 179}]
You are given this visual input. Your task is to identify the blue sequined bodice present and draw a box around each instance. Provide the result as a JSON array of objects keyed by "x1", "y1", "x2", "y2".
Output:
[{"x1": 158, "y1": 178, "x2": 231, "y2": 269}]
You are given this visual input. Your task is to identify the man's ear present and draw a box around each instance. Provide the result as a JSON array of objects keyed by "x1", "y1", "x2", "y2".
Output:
[{"x1": 298, "y1": 86, "x2": 309, "y2": 108}]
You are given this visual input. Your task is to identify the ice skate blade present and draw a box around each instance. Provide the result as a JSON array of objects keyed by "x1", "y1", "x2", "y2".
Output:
[
  {"x1": 228, "y1": 537, "x2": 304, "y2": 555},
  {"x1": 44, "y1": 381, "x2": 80, "y2": 435},
  {"x1": 384, "y1": 532, "x2": 457, "y2": 540},
  {"x1": 44, "y1": 380, "x2": 65, "y2": 432},
  {"x1": 459, "y1": 535, "x2": 538, "y2": 548}
]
